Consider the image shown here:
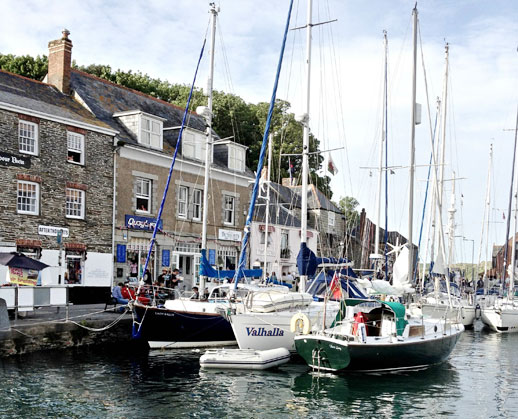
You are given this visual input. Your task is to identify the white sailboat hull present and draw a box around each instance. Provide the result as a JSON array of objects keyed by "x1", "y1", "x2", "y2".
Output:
[
  {"x1": 229, "y1": 301, "x2": 339, "y2": 352},
  {"x1": 481, "y1": 304, "x2": 518, "y2": 333}
]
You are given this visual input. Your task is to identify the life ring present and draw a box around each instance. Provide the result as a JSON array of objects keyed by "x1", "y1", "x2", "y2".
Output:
[{"x1": 290, "y1": 313, "x2": 311, "y2": 334}]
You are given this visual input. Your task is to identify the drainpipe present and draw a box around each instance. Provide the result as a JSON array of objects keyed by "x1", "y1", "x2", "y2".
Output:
[{"x1": 111, "y1": 143, "x2": 122, "y2": 285}]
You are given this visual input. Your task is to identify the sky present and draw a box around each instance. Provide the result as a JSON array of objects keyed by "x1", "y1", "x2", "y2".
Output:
[{"x1": 1, "y1": 0, "x2": 517, "y2": 265}]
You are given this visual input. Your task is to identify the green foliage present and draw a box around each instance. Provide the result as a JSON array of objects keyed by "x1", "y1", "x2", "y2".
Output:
[
  {"x1": 0, "y1": 53, "x2": 48, "y2": 80},
  {"x1": 339, "y1": 196, "x2": 360, "y2": 230}
]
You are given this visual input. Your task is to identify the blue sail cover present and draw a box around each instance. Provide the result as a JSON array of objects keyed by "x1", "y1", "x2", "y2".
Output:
[
  {"x1": 307, "y1": 271, "x2": 365, "y2": 300},
  {"x1": 297, "y1": 243, "x2": 354, "y2": 277},
  {"x1": 200, "y1": 249, "x2": 261, "y2": 280}
]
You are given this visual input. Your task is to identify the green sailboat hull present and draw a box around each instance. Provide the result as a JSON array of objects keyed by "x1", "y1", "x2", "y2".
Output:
[{"x1": 295, "y1": 331, "x2": 462, "y2": 372}]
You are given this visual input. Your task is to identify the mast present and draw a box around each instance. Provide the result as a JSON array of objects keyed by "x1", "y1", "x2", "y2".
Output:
[
  {"x1": 263, "y1": 134, "x2": 273, "y2": 282},
  {"x1": 478, "y1": 144, "x2": 493, "y2": 282},
  {"x1": 503, "y1": 108, "x2": 518, "y2": 287},
  {"x1": 373, "y1": 31, "x2": 388, "y2": 263},
  {"x1": 421, "y1": 98, "x2": 441, "y2": 285},
  {"x1": 299, "y1": 0, "x2": 313, "y2": 293},
  {"x1": 447, "y1": 171, "x2": 456, "y2": 268},
  {"x1": 407, "y1": 5, "x2": 418, "y2": 281},
  {"x1": 199, "y1": 3, "x2": 218, "y2": 294}
]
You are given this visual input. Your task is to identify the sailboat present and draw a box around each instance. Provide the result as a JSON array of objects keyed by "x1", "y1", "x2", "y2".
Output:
[
  {"x1": 294, "y1": 6, "x2": 464, "y2": 372},
  {"x1": 225, "y1": 0, "x2": 372, "y2": 352},
  {"x1": 481, "y1": 108, "x2": 518, "y2": 333},
  {"x1": 131, "y1": 4, "x2": 265, "y2": 349},
  {"x1": 415, "y1": 43, "x2": 475, "y2": 328}
]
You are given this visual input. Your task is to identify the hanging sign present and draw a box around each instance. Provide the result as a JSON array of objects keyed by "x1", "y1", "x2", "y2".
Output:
[
  {"x1": 117, "y1": 244, "x2": 127, "y2": 263},
  {"x1": 125, "y1": 215, "x2": 163, "y2": 231},
  {"x1": 162, "y1": 249, "x2": 170, "y2": 267}
]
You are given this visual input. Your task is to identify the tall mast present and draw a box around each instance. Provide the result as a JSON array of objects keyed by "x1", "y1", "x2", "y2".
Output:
[
  {"x1": 373, "y1": 31, "x2": 388, "y2": 260},
  {"x1": 263, "y1": 134, "x2": 273, "y2": 282},
  {"x1": 502, "y1": 112, "x2": 518, "y2": 286},
  {"x1": 407, "y1": 6, "x2": 418, "y2": 281},
  {"x1": 299, "y1": 0, "x2": 313, "y2": 293},
  {"x1": 478, "y1": 144, "x2": 493, "y2": 280},
  {"x1": 447, "y1": 171, "x2": 456, "y2": 268},
  {"x1": 199, "y1": 3, "x2": 218, "y2": 293},
  {"x1": 503, "y1": 108, "x2": 518, "y2": 287}
]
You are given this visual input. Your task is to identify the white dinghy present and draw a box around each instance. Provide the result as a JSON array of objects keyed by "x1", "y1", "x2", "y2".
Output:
[{"x1": 199, "y1": 347, "x2": 290, "y2": 370}]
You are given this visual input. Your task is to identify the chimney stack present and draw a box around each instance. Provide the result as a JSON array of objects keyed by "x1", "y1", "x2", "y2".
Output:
[{"x1": 48, "y1": 29, "x2": 73, "y2": 94}]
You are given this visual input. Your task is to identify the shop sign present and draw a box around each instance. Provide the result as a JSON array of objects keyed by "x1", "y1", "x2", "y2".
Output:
[
  {"x1": 0, "y1": 151, "x2": 31, "y2": 168},
  {"x1": 117, "y1": 244, "x2": 126, "y2": 263},
  {"x1": 218, "y1": 229, "x2": 242, "y2": 242},
  {"x1": 125, "y1": 215, "x2": 163, "y2": 231},
  {"x1": 38, "y1": 225, "x2": 70, "y2": 237},
  {"x1": 162, "y1": 249, "x2": 170, "y2": 267},
  {"x1": 9, "y1": 267, "x2": 38, "y2": 286}
]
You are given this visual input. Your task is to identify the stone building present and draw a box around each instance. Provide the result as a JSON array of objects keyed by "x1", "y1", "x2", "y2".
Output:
[
  {"x1": 55, "y1": 35, "x2": 255, "y2": 289},
  {"x1": 0, "y1": 35, "x2": 117, "y2": 298}
]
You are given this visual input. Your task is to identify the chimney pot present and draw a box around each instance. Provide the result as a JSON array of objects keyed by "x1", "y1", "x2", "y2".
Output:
[{"x1": 62, "y1": 28, "x2": 70, "y2": 40}]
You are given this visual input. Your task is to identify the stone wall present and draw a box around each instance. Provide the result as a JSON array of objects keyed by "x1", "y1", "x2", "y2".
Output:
[{"x1": 0, "y1": 109, "x2": 113, "y2": 253}]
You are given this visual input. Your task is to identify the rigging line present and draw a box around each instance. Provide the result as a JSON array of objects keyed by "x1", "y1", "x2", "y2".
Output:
[
  {"x1": 233, "y1": 0, "x2": 295, "y2": 290},
  {"x1": 139, "y1": 36, "x2": 208, "y2": 294}
]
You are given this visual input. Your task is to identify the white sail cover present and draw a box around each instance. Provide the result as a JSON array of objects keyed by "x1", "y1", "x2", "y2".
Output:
[
  {"x1": 431, "y1": 251, "x2": 447, "y2": 275},
  {"x1": 393, "y1": 247, "x2": 410, "y2": 286}
]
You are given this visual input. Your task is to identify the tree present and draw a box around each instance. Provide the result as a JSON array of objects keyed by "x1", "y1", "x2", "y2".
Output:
[
  {"x1": 0, "y1": 54, "x2": 48, "y2": 80},
  {"x1": 339, "y1": 196, "x2": 360, "y2": 230}
]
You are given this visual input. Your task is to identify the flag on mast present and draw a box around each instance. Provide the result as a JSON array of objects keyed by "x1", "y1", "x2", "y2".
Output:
[{"x1": 327, "y1": 155, "x2": 338, "y2": 175}]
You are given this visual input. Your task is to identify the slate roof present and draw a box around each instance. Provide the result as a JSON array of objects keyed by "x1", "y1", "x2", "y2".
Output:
[
  {"x1": 254, "y1": 198, "x2": 301, "y2": 228},
  {"x1": 70, "y1": 70, "x2": 254, "y2": 175},
  {"x1": 291, "y1": 184, "x2": 341, "y2": 213},
  {"x1": 0, "y1": 70, "x2": 113, "y2": 131}
]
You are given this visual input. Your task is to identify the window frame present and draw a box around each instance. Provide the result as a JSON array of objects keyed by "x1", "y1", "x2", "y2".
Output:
[
  {"x1": 67, "y1": 131, "x2": 85, "y2": 165},
  {"x1": 136, "y1": 177, "x2": 152, "y2": 214},
  {"x1": 178, "y1": 186, "x2": 188, "y2": 219},
  {"x1": 65, "y1": 188, "x2": 85, "y2": 219},
  {"x1": 228, "y1": 145, "x2": 245, "y2": 172},
  {"x1": 224, "y1": 195, "x2": 235, "y2": 225},
  {"x1": 192, "y1": 188, "x2": 203, "y2": 221},
  {"x1": 328, "y1": 211, "x2": 335, "y2": 227},
  {"x1": 182, "y1": 131, "x2": 207, "y2": 161},
  {"x1": 18, "y1": 120, "x2": 39, "y2": 156},
  {"x1": 140, "y1": 115, "x2": 163, "y2": 149},
  {"x1": 17, "y1": 180, "x2": 39, "y2": 215}
]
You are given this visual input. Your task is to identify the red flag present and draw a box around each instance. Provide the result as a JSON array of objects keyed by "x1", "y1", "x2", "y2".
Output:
[{"x1": 329, "y1": 271, "x2": 342, "y2": 300}]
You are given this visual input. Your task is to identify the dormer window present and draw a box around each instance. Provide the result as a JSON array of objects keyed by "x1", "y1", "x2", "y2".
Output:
[
  {"x1": 182, "y1": 130, "x2": 207, "y2": 161},
  {"x1": 228, "y1": 144, "x2": 245, "y2": 172},
  {"x1": 140, "y1": 116, "x2": 162, "y2": 148},
  {"x1": 113, "y1": 110, "x2": 164, "y2": 150}
]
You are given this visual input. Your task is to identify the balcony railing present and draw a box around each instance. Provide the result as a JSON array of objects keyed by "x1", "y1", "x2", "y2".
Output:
[{"x1": 280, "y1": 248, "x2": 291, "y2": 259}]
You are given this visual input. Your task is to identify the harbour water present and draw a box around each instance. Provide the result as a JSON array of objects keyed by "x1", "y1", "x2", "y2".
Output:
[{"x1": 1, "y1": 323, "x2": 517, "y2": 418}]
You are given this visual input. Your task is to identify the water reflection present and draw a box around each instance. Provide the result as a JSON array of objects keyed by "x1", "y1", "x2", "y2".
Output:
[
  {"x1": 291, "y1": 363, "x2": 460, "y2": 417},
  {"x1": 0, "y1": 328, "x2": 518, "y2": 418}
]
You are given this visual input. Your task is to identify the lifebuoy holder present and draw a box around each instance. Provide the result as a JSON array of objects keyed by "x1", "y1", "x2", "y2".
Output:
[{"x1": 290, "y1": 313, "x2": 311, "y2": 334}]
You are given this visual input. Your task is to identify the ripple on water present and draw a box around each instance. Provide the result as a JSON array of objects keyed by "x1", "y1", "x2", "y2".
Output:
[{"x1": 1, "y1": 327, "x2": 518, "y2": 418}]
